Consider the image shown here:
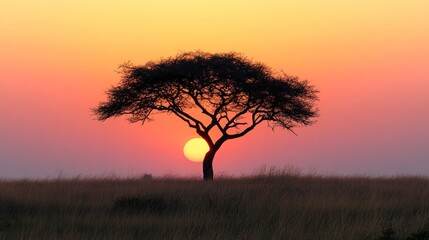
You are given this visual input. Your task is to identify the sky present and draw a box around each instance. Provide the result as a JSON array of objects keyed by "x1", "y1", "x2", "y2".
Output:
[{"x1": 1, "y1": 1, "x2": 428, "y2": 178}]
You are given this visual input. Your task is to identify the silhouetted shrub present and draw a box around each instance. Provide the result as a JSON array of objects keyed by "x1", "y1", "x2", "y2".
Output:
[
  {"x1": 0, "y1": 200, "x2": 39, "y2": 216},
  {"x1": 376, "y1": 223, "x2": 429, "y2": 240},
  {"x1": 0, "y1": 201, "x2": 23, "y2": 231},
  {"x1": 142, "y1": 174, "x2": 153, "y2": 180},
  {"x1": 113, "y1": 196, "x2": 180, "y2": 214},
  {"x1": 405, "y1": 224, "x2": 429, "y2": 240},
  {"x1": 378, "y1": 227, "x2": 398, "y2": 240}
]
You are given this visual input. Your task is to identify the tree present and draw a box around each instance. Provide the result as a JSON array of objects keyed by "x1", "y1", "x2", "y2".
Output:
[{"x1": 94, "y1": 52, "x2": 318, "y2": 180}]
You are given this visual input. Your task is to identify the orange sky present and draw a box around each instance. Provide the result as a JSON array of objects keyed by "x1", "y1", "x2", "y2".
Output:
[{"x1": 1, "y1": 1, "x2": 429, "y2": 178}]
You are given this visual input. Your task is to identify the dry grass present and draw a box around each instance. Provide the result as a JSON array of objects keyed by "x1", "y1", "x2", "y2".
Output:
[{"x1": 0, "y1": 174, "x2": 428, "y2": 240}]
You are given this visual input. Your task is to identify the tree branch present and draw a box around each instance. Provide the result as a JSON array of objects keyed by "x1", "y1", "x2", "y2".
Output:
[
  {"x1": 169, "y1": 105, "x2": 207, "y2": 131},
  {"x1": 224, "y1": 104, "x2": 266, "y2": 140},
  {"x1": 225, "y1": 120, "x2": 263, "y2": 140},
  {"x1": 224, "y1": 102, "x2": 260, "y2": 131},
  {"x1": 170, "y1": 109, "x2": 198, "y2": 129},
  {"x1": 188, "y1": 93, "x2": 214, "y2": 118}
]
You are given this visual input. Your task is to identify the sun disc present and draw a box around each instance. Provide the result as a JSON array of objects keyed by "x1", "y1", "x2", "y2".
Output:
[{"x1": 183, "y1": 138, "x2": 209, "y2": 162}]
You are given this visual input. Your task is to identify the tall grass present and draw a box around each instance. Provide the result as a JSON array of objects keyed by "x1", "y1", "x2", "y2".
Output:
[{"x1": 0, "y1": 174, "x2": 428, "y2": 239}]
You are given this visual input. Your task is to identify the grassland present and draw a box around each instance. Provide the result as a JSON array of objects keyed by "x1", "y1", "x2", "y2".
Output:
[{"x1": 1, "y1": 173, "x2": 429, "y2": 240}]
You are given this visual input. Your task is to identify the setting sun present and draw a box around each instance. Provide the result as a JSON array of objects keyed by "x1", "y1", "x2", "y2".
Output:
[{"x1": 183, "y1": 138, "x2": 209, "y2": 162}]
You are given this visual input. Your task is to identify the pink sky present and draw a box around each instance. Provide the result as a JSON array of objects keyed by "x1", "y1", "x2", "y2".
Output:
[{"x1": 1, "y1": 1, "x2": 428, "y2": 178}]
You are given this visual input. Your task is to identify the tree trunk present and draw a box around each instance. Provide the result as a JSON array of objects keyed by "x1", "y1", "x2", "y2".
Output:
[{"x1": 203, "y1": 150, "x2": 216, "y2": 180}]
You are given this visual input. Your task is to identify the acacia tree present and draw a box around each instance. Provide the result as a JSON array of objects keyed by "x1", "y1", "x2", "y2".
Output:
[{"x1": 94, "y1": 52, "x2": 318, "y2": 180}]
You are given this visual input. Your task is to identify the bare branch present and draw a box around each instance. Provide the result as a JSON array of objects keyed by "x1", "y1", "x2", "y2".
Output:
[
  {"x1": 169, "y1": 109, "x2": 197, "y2": 129},
  {"x1": 170, "y1": 105, "x2": 207, "y2": 131},
  {"x1": 225, "y1": 120, "x2": 263, "y2": 140}
]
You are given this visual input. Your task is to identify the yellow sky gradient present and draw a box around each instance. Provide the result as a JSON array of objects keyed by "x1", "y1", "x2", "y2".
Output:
[{"x1": 3, "y1": 1, "x2": 428, "y2": 72}]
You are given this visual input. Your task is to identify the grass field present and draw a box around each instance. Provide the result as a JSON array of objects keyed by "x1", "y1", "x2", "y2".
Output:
[{"x1": 1, "y1": 173, "x2": 429, "y2": 240}]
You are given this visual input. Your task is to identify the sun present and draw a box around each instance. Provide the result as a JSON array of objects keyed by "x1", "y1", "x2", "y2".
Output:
[{"x1": 183, "y1": 138, "x2": 209, "y2": 162}]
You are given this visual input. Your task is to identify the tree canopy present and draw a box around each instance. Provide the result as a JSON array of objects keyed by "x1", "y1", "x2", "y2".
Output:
[{"x1": 94, "y1": 51, "x2": 318, "y2": 180}]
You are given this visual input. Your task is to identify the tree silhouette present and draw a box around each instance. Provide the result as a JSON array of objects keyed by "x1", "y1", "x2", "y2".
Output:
[{"x1": 94, "y1": 52, "x2": 318, "y2": 180}]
